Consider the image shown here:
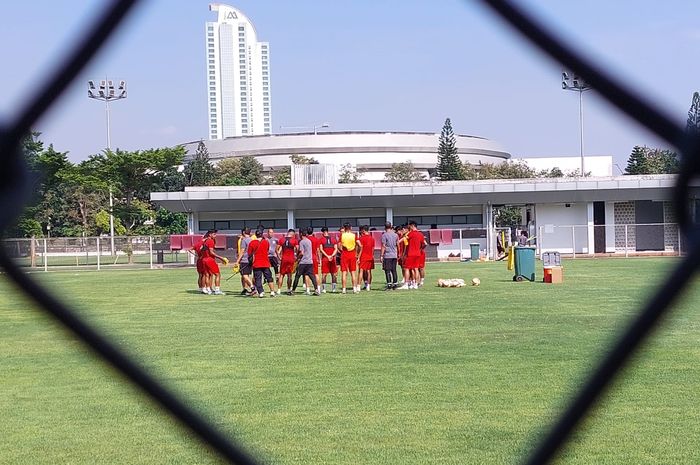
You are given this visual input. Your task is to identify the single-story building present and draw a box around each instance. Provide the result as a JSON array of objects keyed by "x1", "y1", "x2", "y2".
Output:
[{"x1": 151, "y1": 174, "x2": 695, "y2": 259}]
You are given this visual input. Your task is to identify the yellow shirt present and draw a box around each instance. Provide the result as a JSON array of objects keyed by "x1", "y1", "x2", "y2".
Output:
[{"x1": 341, "y1": 231, "x2": 356, "y2": 251}]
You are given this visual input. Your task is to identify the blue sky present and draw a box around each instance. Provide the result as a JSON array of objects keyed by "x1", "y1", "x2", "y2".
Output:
[{"x1": 1, "y1": 0, "x2": 698, "y2": 168}]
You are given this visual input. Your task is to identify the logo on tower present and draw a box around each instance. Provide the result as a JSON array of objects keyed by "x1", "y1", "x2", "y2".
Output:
[{"x1": 226, "y1": 11, "x2": 238, "y2": 20}]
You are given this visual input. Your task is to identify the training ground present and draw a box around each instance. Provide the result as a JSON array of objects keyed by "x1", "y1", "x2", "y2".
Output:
[{"x1": 2, "y1": 259, "x2": 699, "y2": 464}]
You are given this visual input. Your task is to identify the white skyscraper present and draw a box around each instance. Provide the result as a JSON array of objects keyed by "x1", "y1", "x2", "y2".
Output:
[{"x1": 206, "y1": 4, "x2": 271, "y2": 139}]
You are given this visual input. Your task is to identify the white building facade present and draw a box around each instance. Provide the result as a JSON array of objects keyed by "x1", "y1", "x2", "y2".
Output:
[{"x1": 206, "y1": 3, "x2": 271, "y2": 139}]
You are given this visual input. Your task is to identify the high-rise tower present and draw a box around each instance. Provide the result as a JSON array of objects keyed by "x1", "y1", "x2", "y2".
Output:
[{"x1": 206, "y1": 4, "x2": 271, "y2": 139}]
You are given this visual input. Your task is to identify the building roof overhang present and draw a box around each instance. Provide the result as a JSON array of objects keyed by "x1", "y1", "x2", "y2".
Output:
[{"x1": 151, "y1": 175, "x2": 684, "y2": 213}]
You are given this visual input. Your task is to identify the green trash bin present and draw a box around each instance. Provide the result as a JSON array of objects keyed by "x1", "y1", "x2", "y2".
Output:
[
  {"x1": 513, "y1": 246, "x2": 536, "y2": 282},
  {"x1": 469, "y1": 243, "x2": 480, "y2": 261}
]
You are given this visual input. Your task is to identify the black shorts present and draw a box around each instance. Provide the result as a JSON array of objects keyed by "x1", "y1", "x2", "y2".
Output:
[
  {"x1": 254, "y1": 267, "x2": 274, "y2": 283},
  {"x1": 382, "y1": 258, "x2": 397, "y2": 271},
  {"x1": 240, "y1": 260, "x2": 253, "y2": 276},
  {"x1": 269, "y1": 256, "x2": 280, "y2": 273}
]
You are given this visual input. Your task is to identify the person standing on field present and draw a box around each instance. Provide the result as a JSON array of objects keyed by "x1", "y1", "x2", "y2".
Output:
[
  {"x1": 291, "y1": 229, "x2": 320, "y2": 296},
  {"x1": 320, "y1": 226, "x2": 338, "y2": 293},
  {"x1": 357, "y1": 225, "x2": 375, "y2": 291},
  {"x1": 188, "y1": 231, "x2": 210, "y2": 294},
  {"x1": 398, "y1": 220, "x2": 426, "y2": 290},
  {"x1": 308, "y1": 226, "x2": 322, "y2": 291},
  {"x1": 339, "y1": 223, "x2": 359, "y2": 294},
  {"x1": 248, "y1": 227, "x2": 277, "y2": 298},
  {"x1": 201, "y1": 229, "x2": 228, "y2": 295},
  {"x1": 236, "y1": 227, "x2": 255, "y2": 295},
  {"x1": 266, "y1": 228, "x2": 280, "y2": 278},
  {"x1": 277, "y1": 229, "x2": 298, "y2": 294},
  {"x1": 380, "y1": 222, "x2": 399, "y2": 290}
]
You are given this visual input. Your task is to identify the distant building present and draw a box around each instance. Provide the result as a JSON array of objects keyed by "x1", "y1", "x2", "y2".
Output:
[
  {"x1": 181, "y1": 131, "x2": 511, "y2": 181},
  {"x1": 206, "y1": 3, "x2": 271, "y2": 139}
]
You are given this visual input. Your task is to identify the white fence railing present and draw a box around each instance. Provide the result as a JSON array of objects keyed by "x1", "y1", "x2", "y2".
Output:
[
  {"x1": 534, "y1": 223, "x2": 683, "y2": 258},
  {"x1": 1, "y1": 235, "x2": 191, "y2": 271}
]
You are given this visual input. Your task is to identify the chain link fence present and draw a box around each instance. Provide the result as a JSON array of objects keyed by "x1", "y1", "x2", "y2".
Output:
[
  {"x1": 2, "y1": 0, "x2": 700, "y2": 464},
  {"x1": 1, "y1": 235, "x2": 191, "y2": 271}
]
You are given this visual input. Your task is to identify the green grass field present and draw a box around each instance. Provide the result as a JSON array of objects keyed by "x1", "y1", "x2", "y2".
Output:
[{"x1": 2, "y1": 259, "x2": 700, "y2": 465}]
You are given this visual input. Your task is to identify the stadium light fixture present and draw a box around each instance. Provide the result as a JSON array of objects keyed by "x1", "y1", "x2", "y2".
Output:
[
  {"x1": 562, "y1": 71, "x2": 592, "y2": 175},
  {"x1": 87, "y1": 78, "x2": 127, "y2": 150}
]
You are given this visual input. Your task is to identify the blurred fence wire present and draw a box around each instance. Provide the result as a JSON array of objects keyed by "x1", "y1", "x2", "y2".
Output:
[{"x1": 1, "y1": 0, "x2": 700, "y2": 464}]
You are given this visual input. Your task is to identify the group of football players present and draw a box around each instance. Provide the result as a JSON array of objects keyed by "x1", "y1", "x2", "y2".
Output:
[{"x1": 189, "y1": 220, "x2": 428, "y2": 297}]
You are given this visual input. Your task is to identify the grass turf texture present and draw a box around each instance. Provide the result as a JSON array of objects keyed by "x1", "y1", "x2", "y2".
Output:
[{"x1": 1, "y1": 258, "x2": 700, "y2": 465}]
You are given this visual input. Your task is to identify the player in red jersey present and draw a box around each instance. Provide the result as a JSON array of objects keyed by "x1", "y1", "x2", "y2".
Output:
[
  {"x1": 398, "y1": 220, "x2": 426, "y2": 290},
  {"x1": 356, "y1": 225, "x2": 376, "y2": 291},
  {"x1": 247, "y1": 227, "x2": 277, "y2": 298},
  {"x1": 201, "y1": 229, "x2": 229, "y2": 295},
  {"x1": 277, "y1": 229, "x2": 298, "y2": 294},
  {"x1": 418, "y1": 228, "x2": 427, "y2": 287},
  {"x1": 187, "y1": 232, "x2": 210, "y2": 294},
  {"x1": 308, "y1": 227, "x2": 322, "y2": 291},
  {"x1": 396, "y1": 224, "x2": 407, "y2": 285},
  {"x1": 319, "y1": 226, "x2": 338, "y2": 293}
]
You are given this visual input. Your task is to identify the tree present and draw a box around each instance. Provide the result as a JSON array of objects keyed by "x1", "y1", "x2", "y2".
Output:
[
  {"x1": 539, "y1": 167, "x2": 564, "y2": 178},
  {"x1": 338, "y1": 164, "x2": 363, "y2": 183},
  {"x1": 436, "y1": 118, "x2": 463, "y2": 180},
  {"x1": 625, "y1": 146, "x2": 678, "y2": 175},
  {"x1": 88, "y1": 146, "x2": 186, "y2": 234},
  {"x1": 95, "y1": 210, "x2": 126, "y2": 236},
  {"x1": 154, "y1": 207, "x2": 188, "y2": 234},
  {"x1": 625, "y1": 145, "x2": 650, "y2": 174},
  {"x1": 290, "y1": 154, "x2": 318, "y2": 164},
  {"x1": 687, "y1": 92, "x2": 700, "y2": 136},
  {"x1": 215, "y1": 156, "x2": 264, "y2": 185},
  {"x1": 183, "y1": 141, "x2": 216, "y2": 186},
  {"x1": 59, "y1": 162, "x2": 107, "y2": 236},
  {"x1": 473, "y1": 160, "x2": 536, "y2": 180},
  {"x1": 383, "y1": 161, "x2": 426, "y2": 182},
  {"x1": 268, "y1": 166, "x2": 291, "y2": 185},
  {"x1": 494, "y1": 206, "x2": 523, "y2": 228}
]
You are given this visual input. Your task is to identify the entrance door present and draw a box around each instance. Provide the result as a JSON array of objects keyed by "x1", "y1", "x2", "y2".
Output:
[
  {"x1": 593, "y1": 202, "x2": 606, "y2": 253},
  {"x1": 635, "y1": 200, "x2": 664, "y2": 251}
]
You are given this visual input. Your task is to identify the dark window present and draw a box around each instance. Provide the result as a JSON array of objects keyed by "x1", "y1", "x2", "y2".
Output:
[
  {"x1": 467, "y1": 214, "x2": 483, "y2": 224},
  {"x1": 393, "y1": 216, "x2": 407, "y2": 226},
  {"x1": 215, "y1": 221, "x2": 229, "y2": 230},
  {"x1": 296, "y1": 219, "x2": 311, "y2": 229},
  {"x1": 437, "y1": 215, "x2": 452, "y2": 224},
  {"x1": 452, "y1": 215, "x2": 467, "y2": 224},
  {"x1": 311, "y1": 219, "x2": 326, "y2": 228},
  {"x1": 370, "y1": 217, "x2": 385, "y2": 226},
  {"x1": 199, "y1": 221, "x2": 215, "y2": 231},
  {"x1": 340, "y1": 218, "x2": 357, "y2": 227},
  {"x1": 325, "y1": 217, "x2": 341, "y2": 228},
  {"x1": 422, "y1": 216, "x2": 436, "y2": 225},
  {"x1": 229, "y1": 220, "x2": 245, "y2": 230}
]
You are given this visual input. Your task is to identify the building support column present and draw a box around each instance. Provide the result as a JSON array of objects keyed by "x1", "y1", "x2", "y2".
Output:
[
  {"x1": 484, "y1": 203, "x2": 494, "y2": 260},
  {"x1": 187, "y1": 212, "x2": 198, "y2": 265},
  {"x1": 586, "y1": 202, "x2": 595, "y2": 255},
  {"x1": 188, "y1": 212, "x2": 200, "y2": 235},
  {"x1": 287, "y1": 210, "x2": 296, "y2": 230},
  {"x1": 385, "y1": 207, "x2": 393, "y2": 224}
]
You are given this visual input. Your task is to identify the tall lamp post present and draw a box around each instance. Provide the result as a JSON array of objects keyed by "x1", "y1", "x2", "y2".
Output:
[
  {"x1": 562, "y1": 72, "x2": 591, "y2": 176},
  {"x1": 88, "y1": 79, "x2": 127, "y2": 255}
]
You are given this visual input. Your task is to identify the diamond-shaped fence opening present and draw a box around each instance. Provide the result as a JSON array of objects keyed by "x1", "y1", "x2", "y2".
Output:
[{"x1": 1, "y1": 1, "x2": 700, "y2": 464}]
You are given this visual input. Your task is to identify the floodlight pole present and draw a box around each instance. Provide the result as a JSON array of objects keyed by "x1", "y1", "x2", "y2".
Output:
[
  {"x1": 88, "y1": 79, "x2": 127, "y2": 256},
  {"x1": 562, "y1": 72, "x2": 591, "y2": 176}
]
